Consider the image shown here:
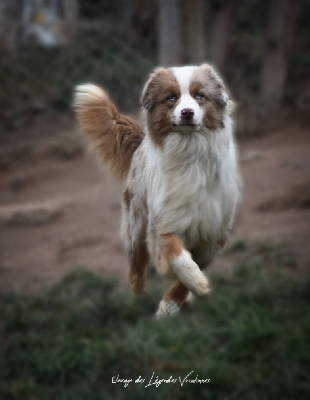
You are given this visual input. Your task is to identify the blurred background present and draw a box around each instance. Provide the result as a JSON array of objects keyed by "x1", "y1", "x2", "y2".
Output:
[
  {"x1": 0, "y1": 0, "x2": 309, "y2": 131},
  {"x1": 0, "y1": 1, "x2": 309, "y2": 399}
]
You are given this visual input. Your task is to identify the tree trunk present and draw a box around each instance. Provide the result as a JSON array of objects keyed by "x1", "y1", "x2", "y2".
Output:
[
  {"x1": 159, "y1": 0, "x2": 181, "y2": 66},
  {"x1": 119, "y1": 0, "x2": 136, "y2": 36},
  {"x1": 0, "y1": 0, "x2": 20, "y2": 51},
  {"x1": 208, "y1": 0, "x2": 232, "y2": 71},
  {"x1": 186, "y1": 0, "x2": 206, "y2": 64},
  {"x1": 63, "y1": 0, "x2": 78, "y2": 40},
  {"x1": 261, "y1": 0, "x2": 295, "y2": 113}
]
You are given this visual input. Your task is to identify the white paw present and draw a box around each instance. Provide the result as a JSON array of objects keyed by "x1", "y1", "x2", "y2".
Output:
[
  {"x1": 185, "y1": 292, "x2": 195, "y2": 304},
  {"x1": 156, "y1": 300, "x2": 180, "y2": 318},
  {"x1": 171, "y1": 250, "x2": 210, "y2": 296}
]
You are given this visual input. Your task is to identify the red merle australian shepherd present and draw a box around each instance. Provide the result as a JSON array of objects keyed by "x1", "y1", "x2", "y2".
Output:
[{"x1": 74, "y1": 64, "x2": 240, "y2": 317}]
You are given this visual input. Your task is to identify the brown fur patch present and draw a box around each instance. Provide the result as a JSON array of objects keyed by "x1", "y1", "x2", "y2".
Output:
[
  {"x1": 162, "y1": 233, "x2": 184, "y2": 261},
  {"x1": 141, "y1": 68, "x2": 181, "y2": 147},
  {"x1": 75, "y1": 86, "x2": 144, "y2": 180},
  {"x1": 154, "y1": 234, "x2": 185, "y2": 277},
  {"x1": 128, "y1": 241, "x2": 149, "y2": 295},
  {"x1": 190, "y1": 65, "x2": 226, "y2": 131},
  {"x1": 163, "y1": 281, "x2": 189, "y2": 307}
]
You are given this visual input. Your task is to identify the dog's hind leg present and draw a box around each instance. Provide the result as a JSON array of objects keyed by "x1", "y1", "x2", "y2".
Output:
[
  {"x1": 122, "y1": 189, "x2": 149, "y2": 295},
  {"x1": 156, "y1": 234, "x2": 210, "y2": 297},
  {"x1": 128, "y1": 241, "x2": 149, "y2": 295},
  {"x1": 156, "y1": 281, "x2": 189, "y2": 317}
]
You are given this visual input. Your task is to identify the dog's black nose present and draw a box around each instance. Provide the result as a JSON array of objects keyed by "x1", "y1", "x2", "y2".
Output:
[{"x1": 181, "y1": 108, "x2": 194, "y2": 120}]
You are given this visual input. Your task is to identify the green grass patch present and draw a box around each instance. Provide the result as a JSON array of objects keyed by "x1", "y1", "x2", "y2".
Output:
[{"x1": 1, "y1": 264, "x2": 309, "y2": 400}]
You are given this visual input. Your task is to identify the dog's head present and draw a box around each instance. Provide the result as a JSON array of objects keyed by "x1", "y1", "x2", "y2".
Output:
[{"x1": 141, "y1": 64, "x2": 234, "y2": 146}]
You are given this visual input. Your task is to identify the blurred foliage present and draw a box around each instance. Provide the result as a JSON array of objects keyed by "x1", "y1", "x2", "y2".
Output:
[
  {"x1": 0, "y1": 254, "x2": 309, "y2": 399},
  {"x1": 0, "y1": 22, "x2": 156, "y2": 129},
  {"x1": 0, "y1": 0, "x2": 309, "y2": 130}
]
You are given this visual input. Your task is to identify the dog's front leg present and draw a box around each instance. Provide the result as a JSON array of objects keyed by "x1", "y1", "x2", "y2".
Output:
[{"x1": 157, "y1": 234, "x2": 210, "y2": 297}]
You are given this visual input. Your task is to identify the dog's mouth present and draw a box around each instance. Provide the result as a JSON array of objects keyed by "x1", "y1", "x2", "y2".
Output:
[
  {"x1": 172, "y1": 122, "x2": 200, "y2": 131},
  {"x1": 174, "y1": 122, "x2": 196, "y2": 126}
]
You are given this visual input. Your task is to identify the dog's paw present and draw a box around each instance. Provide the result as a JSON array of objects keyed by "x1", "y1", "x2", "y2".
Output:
[
  {"x1": 156, "y1": 300, "x2": 180, "y2": 318},
  {"x1": 171, "y1": 250, "x2": 210, "y2": 296},
  {"x1": 185, "y1": 291, "x2": 195, "y2": 304}
]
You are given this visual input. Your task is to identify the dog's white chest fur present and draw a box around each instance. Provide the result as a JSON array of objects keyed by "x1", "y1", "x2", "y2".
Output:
[{"x1": 142, "y1": 120, "x2": 239, "y2": 248}]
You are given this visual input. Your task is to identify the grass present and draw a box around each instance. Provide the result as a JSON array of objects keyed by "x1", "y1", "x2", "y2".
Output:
[{"x1": 0, "y1": 257, "x2": 310, "y2": 400}]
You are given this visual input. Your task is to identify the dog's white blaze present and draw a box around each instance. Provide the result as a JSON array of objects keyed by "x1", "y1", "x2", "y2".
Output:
[
  {"x1": 171, "y1": 66, "x2": 203, "y2": 126},
  {"x1": 171, "y1": 66, "x2": 196, "y2": 94}
]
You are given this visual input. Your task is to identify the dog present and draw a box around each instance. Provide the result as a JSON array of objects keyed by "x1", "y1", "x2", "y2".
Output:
[{"x1": 74, "y1": 63, "x2": 240, "y2": 317}]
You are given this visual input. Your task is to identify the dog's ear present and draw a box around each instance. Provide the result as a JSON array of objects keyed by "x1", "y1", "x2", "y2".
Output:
[
  {"x1": 140, "y1": 78, "x2": 153, "y2": 111},
  {"x1": 141, "y1": 70, "x2": 157, "y2": 111},
  {"x1": 198, "y1": 63, "x2": 234, "y2": 112},
  {"x1": 140, "y1": 68, "x2": 166, "y2": 111},
  {"x1": 222, "y1": 91, "x2": 235, "y2": 115}
]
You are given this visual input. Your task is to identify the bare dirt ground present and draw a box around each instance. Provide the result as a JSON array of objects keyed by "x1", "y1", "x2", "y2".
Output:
[{"x1": 0, "y1": 118, "x2": 309, "y2": 293}]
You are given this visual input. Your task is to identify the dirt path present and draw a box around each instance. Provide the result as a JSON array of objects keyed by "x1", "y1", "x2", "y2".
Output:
[{"x1": 0, "y1": 123, "x2": 309, "y2": 293}]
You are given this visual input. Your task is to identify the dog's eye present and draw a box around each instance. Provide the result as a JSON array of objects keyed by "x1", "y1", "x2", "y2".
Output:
[
  {"x1": 168, "y1": 96, "x2": 176, "y2": 101},
  {"x1": 195, "y1": 93, "x2": 203, "y2": 100}
]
